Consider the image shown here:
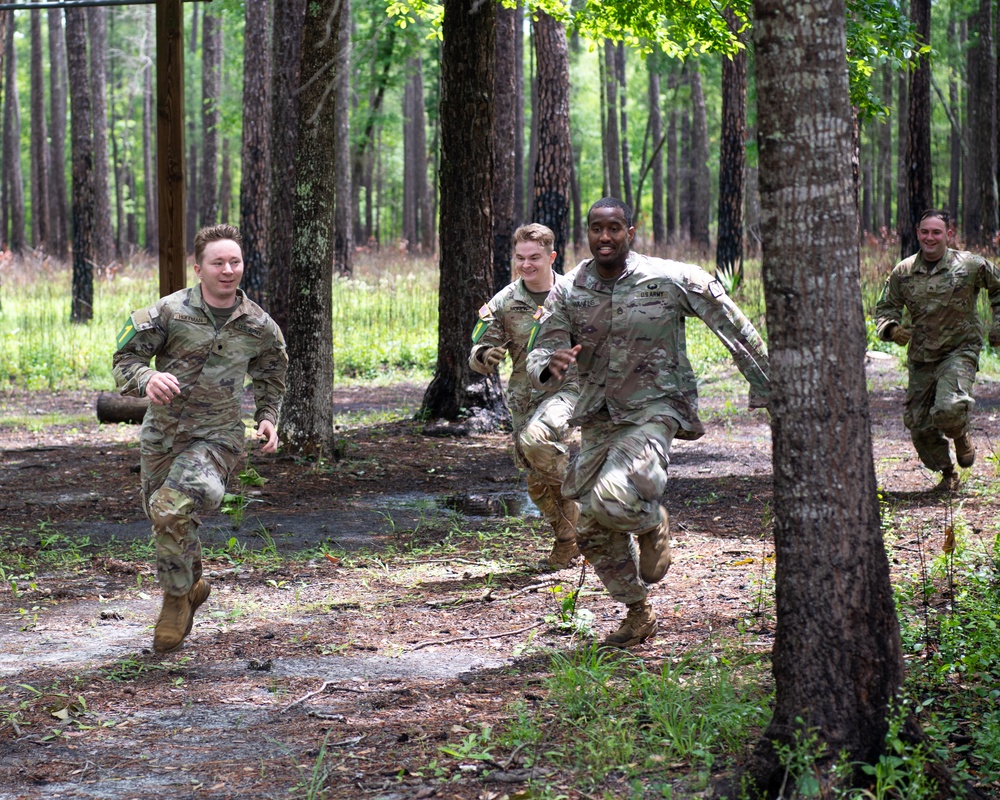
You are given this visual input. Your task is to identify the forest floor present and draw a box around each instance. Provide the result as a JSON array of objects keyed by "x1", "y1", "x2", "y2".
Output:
[{"x1": 1, "y1": 355, "x2": 999, "y2": 799}]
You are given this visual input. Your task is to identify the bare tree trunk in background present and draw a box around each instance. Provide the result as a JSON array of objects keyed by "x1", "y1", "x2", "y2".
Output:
[
  {"x1": 948, "y1": 16, "x2": 961, "y2": 221},
  {"x1": 531, "y1": 12, "x2": 572, "y2": 275},
  {"x1": 680, "y1": 83, "x2": 692, "y2": 243},
  {"x1": 526, "y1": 44, "x2": 537, "y2": 215},
  {"x1": 415, "y1": 62, "x2": 432, "y2": 255},
  {"x1": 420, "y1": 0, "x2": 507, "y2": 427},
  {"x1": 0, "y1": 9, "x2": 6, "y2": 260},
  {"x1": 281, "y1": 0, "x2": 343, "y2": 456},
  {"x1": 199, "y1": 8, "x2": 221, "y2": 229},
  {"x1": 88, "y1": 6, "x2": 113, "y2": 266},
  {"x1": 240, "y1": 0, "x2": 272, "y2": 302},
  {"x1": 402, "y1": 70, "x2": 418, "y2": 252},
  {"x1": 3, "y1": 16, "x2": 25, "y2": 254},
  {"x1": 47, "y1": 8, "x2": 69, "y2": 260},
  {"x1": 219, "y1": 137, "x2": 231, "y2": 221},
  {"x1": 602, "y1": 40, "x2": 621, "y2": 200},
  {"x1": 750, "y1": 0, "x2": 906, "y2": 788},
  {"x1": 616, "y1": 42, "x2": 632, "y2": 211},
  {"x1": 878, "y1": 65, "x2": 893, "y2": 231},
  {"x1": 185, "y1": 1, "x2": 199, "y2": 252},
  {"x1": 716, "y1": 10, "x2": 746, "y2": 282},
  {"x1": 896, "y1": 57, "x2": 909, "y2": 239},
  {"x1": 861, "y1": 129, "x2": 874, "y2": 233},
  {"x1": 903, "y1": 0, "x2": 932, "y2": 257},
  {"x1": 268, "y1": 0, "x2": 305, "y2": 333},
  {"x1": 29, "y1": 9, "x2": 50, "y2": 251},
  {"x1": 966, "y1": 0, "x2": 997, "y2": 248},
  {"x1": 493, "y1": 4, "x2": 516, "y2": 292},
  {"x1": 513, "y1": 1, "x2": 525, "y2": 224},
  {"x1": 142, "y1": 6, "x2": 157, "y2": 254},
  {"x1": 66, "y1": 9, "x2": 95, "y2": 322},
  {"x1": 333, "y1": 0, "x2": 352, "y2": 276},
  {"x1": 666, "y1": 69, "x2": 678, "y2": 244},
  {"x1": 745, "y1": 123, "x2": 761, "y2": 258},
  {"x1": 648, "y1": 57, "x2": 665, "y2": 248},
  {"x1": 690, "y1": 62, "x2": 710, "y2": 253}
]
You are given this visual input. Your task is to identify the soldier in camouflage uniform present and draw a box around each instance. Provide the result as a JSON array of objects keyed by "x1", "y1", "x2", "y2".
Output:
[
  {"x1": 527, "y1": 198, "x2": 770, "y2": 648},
  {"x1": 469, "y1": 224, "x2": 581, "y2": 570},
  {"x1": 875, "y1": 209, "x2": 1000, "y2": 492},
  {"x1": 113, "y1": 224, "x2": 287, "y2": 653}
]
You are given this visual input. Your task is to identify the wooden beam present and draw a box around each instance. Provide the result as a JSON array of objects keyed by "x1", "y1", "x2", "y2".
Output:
[{"x1": 156, "y1": 0, "x2": 185, "y2": 296}]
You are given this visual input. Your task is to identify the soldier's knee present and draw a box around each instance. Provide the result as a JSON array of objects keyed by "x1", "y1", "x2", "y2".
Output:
[{"x1": 149, "y1": 486, "x2": 196, "y2": 541}]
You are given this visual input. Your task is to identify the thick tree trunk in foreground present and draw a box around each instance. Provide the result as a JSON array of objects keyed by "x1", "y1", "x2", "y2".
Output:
[
  {"x1": 281, "y1": 0, "x2": 342, "y2": 456},
  {"x1": 750, "y1": 0, "x2": 906, "y2": 792},
  {"x1": 419, "y1": 0, "x2": 506, "y2": 427}
]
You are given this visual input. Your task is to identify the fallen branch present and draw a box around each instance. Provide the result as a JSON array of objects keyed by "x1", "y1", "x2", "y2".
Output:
[
  {"x1": 425, "y1": 578, "x2": 562, "y2": 608},
  {"x1": 409, "y1": 620, "x2": 546, "y2": 651}
]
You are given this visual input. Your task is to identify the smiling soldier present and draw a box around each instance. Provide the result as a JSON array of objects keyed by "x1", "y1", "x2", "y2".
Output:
[
  {"x1": 113, "y1": 224, "x2": 288, "y2": 653},
  {"x1": 527, "y1": 198, "x2": 770, "y2": 648},
  {"x1": 469, "y1": 223, "x2": 581, "y2": 571},
  {"x1": 876, "y1": 209, "x2": 1000, "y2": 493}
]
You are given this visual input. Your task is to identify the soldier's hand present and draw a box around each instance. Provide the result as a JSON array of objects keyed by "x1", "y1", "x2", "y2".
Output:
[
  {"x1": 480, "y1": 346, "x2": 507, "y2": 370},
  {"x1": 990, "y1": 329, "x2": 1000, "y2": 348},
  {"x1": 146, "y1": 371, "x2": 182, "y2": 405},
  {"x1": 545, "y1": 345, "x2": 582, "y2": 382},
  {"x1": 255, "y1": 420, "x2": 279, "y2": 454},
  {"x1": 890, "y1": 325, "x2": 912, "y2": 347}
]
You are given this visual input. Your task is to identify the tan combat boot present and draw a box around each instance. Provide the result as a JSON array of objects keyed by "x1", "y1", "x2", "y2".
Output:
[
  {"x1": 547, "y1": 497, "x2": 580, "y2": 570},
  {"x1": 153, "y1": 591, "x2": 193, "y2": 653},
  {"x1": 936, "y1": 468, "x2": 960, "y2": 494},
  {"x1": 183, "y1": 579, "x2": 211, "y2": 638},
  {"x1": 637, "y1": 505, "x2": 671, "y2": 584},
  {"x1": 601, "y1": 599, "x2": 658, "y2": 648},
  {"x1": 954, "y1": 432, "x2": 976, "y2": 468}
]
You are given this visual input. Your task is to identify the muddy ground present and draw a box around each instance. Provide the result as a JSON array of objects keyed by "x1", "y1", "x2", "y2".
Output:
[{"x1": 1, "y1": 357, "x2": 997, "y2": 799}]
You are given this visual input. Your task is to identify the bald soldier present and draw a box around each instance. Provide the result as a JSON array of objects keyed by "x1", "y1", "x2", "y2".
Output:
[
  {"x1": 876, "y1": 208, "x2": 1000, "y2": 492},
  {"x1": 113, "y1": 224, "x2": 287, "y2": 653},
  {"x1": 470, "y1": 223, "x2": 581, "y2": 570},
  {"x1": 528, "y1": 198, "x2": 770, "y2": 648}
]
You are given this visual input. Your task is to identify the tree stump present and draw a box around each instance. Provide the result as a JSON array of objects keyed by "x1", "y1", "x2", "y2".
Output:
[{"x1": 95, "y1": 392, "x2": 149, "y2": 424}]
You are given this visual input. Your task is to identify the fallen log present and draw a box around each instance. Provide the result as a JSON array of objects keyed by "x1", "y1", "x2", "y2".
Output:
[{"x1": 95, "y1": 392, "x2": 149, "y2": 424}]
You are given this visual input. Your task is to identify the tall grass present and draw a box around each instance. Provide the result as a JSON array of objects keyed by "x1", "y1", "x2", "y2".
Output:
[{"x1": 0, "y1": 251, "x2": 439, "y2": 391}]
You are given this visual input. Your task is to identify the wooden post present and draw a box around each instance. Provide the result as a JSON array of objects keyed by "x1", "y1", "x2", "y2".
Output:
[{"x1": 156, "y1": 0, "x2": 185, "y2": 297}]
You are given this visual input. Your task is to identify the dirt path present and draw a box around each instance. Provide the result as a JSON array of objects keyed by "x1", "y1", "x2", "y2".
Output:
[{"x1": 1, "y1": 361, "x2": 997, "y2": 799}]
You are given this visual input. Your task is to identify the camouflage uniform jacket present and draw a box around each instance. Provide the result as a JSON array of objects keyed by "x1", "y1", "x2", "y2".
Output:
[
  {"x1": 469, "y1": 274, "x2": 579, "y2": 421},
  {"x1": 113, "y1": 284, "x2": 288, "y2": 454},
  {"x1": 526, "y1": 252, "x2": 770, "y2": 440},
  {"x1": 875, "y1": 248, "x2": 1000, "y2": 363}
]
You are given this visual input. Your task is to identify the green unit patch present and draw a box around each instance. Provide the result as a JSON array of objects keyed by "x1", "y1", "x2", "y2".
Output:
[
  {"x1": 116, "y1": 317, "x2": 138, "y2": 350},
  {"x1": 471, "y1": 317, "x2": 492, "y2": 343},
  {"x1": 526, "y1": 320, "x2": 541, "y2": 351}
]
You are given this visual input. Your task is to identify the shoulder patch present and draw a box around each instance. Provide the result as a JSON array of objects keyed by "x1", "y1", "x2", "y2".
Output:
[
  {"x1": 116, "y1": 306, "x2": 157, "y2": 349},
  {"x1": 708, "y1": 280, "x2": 725, "y2": 298},
  {"x1": 472, "y1": 303, "x2": 495, "y2": 343}
]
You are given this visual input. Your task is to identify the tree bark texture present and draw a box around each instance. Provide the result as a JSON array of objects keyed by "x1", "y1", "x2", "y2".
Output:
[
  {"x1": 267, "y1": 0, "x2": 306, "y2": 334},
  {"x1": 903, "y1": 0, "x2": 932, "y2": 257},
  {"x1": 602, "y1": 40, "x2": 621, "y2": 201},
  {"x1": 513, "y1": 1, "x2": 525, "y2": 225},
  {"x1": 3, "y1": 16, "x2": 25, "y2": 254},
  {"x1": 532, "y1": 12, "x2": 572, "y2": 275},
  {"x1": 878, "y1": 65, "x2": 893, "y2": 230},
  {"x1": 66, "y1": 9, "x2": 95, "y2": 322},
  {"x1": 616, "y1": 43, "x2": 632, "y2": 211},
  {"x1": 716, "y1": 11, "x2": 746, "y2": 282},
  {"x1": 947, "y1": 19, "x2": 960, "y2": 221},
  {"x1": 648, "y1": 57, "x2": 665, "y2": 248},
  {"x1": 47, "y1": 7, "x2": 69, "y2": 260},
  {"x1": 895, "y1": 66, "x2": 909, "y2": 239},
  {"x1": 492, "y1": 4, "x2": 516, "y2": 293},
  {"x1": 666, "y1": 69, "x2": 678, "y2": 243},
  {"x1": 966, "y1": 0, "x2": 997, "y2": 247},
  {"x1": 333, "y1": 0, "x2": 353, "y2": 276},
  {"x1": 95, "y1": 392, "x2": 148, "y2": 424},
  {"x1": 142, "y1": 5, "x2": 156, "y2": 254},
  {"x1": 29, "y1": 10, "x2": 50, "y2": 251},
  {"x1": 419, "y1": 0, "x2": 506, "y2": 426},
  {"x1": 403, "y1": 68, "x2": 418, "y2": 251},
  {"x1": 690, "y1": 63, "x2": 710, "y2": 253},
  {"x1": 88, "y1": 6, "x2": 114, "y2": 265},
  {"x1": 680, "y1": 82, "x2": 692, "y2": 242},
  {"x1": 199, "y1": 8, "x2": 222, "y2": 230},
  {"x1": 751, "y1": 0, "x2": 905, "y2": 791},
  {"x1": 240, "y1": 0, "x2": 272, "y2": 304},
  {"x1": 281, "y1": 0, "x2": 343, "y2": 456}
]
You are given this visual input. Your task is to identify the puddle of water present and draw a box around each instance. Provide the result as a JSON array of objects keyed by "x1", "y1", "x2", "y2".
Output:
[{"x1": 440, "y1": 491, "x2": 533, "y2": 517}]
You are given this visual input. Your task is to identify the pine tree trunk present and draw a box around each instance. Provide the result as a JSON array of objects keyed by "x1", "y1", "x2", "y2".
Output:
[
  {"x1": 66, "y1": 9, "x2": 95, "y2": 322},
  {"x1": 513, "y1": 1, "x2": 525, "y2": 225},
  {"x1": 903, "y1": 0, "x2": 932, "y2": 257},
  {"x1": 493, "y1": 6, "x2": 516, "y2": 292},
  {"x1": 861, "y1": 130, "x2": 874, "y2": 234},
  {"x1": 878, "y1": 65, "x2": 893, "y2": 230},
  {"x1": 88, "y1": 7, "x2": 113, "y2": 265},
  {"x1": 716, "y1": 12, "x2": 746, "y2": 281},
  {"x1": 333, "y1": 0, "x2": 352, "y2": 277},
  {"x1": 281, "y1": 0, "x2": 343, "y2": 456},
  {"x1": 402, "y1": 72, "x2": 418, "y2": 251},
  {"x1": 531, "y1": 12, "x2": 572, "y2": 275},
  {"x1": 141, "y1": 6, "x2": 157, "y2": 254},
  {"x1": 896, "y1": 62, "x2": 909, "y2": 238},
  {"x1": 3, "y1": 16, "x2": 26, "y2": 254},
  {"x1": 268, "y1": 0, "x2": 305, "y2": 334},
  {"x1": 240, "y1": 0, "x2": 272, "y2": 303},
  {"x1": 47, "y1": 8, "x2": 69, "y2": 260},
  {"x1": 199, "y1": 9, "x2": 221, "y2": 230},
  {"x1": 966, "y1": 0, "x2": 997, "y2": 247},
  {"x1": 29, "y1": 9, "x2": 50, "y2": 251},
  {"x1": 420, "y1": 0, "x2": 506, "y2": 427},
  {"x1": 947, "y1": 17, "x2": 960, "y2": 221},
  {"x1": 648, "y1": 58, "x2": 665, "y2": 248},
  {"x1": 219, "y1": 137, "x2": 231, "y2": 222},
  {"x1": 690, "y1": 63, "x2": 710, "y2": 253},
  {"x1": 666, "y1": 69, "x2": 678, "y2": 244},
  {"x1": 602, "y1": 40, "x2": 621, "y2": 200},
  {"x1": 414, "y1": 61, "x2": 432, "y2": 254},
  {"x1": 750, "y1": 0, "x2": 906, "y2": 789},
  {"x1": 616, "y1": 43, "x2": 632, "y2": 211}
]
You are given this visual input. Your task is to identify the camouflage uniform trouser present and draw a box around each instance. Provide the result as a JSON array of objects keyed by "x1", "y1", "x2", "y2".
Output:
[
  {"x1": 513, "y1": 392, "x2": 575, "y2": 533},
  {"x1": 562, "y1": 412, "x2": 677, "y2": 605},
  {"x1": 141, "y1": 441, "x2": 240, "y2": 597},
  {"x1": 904, "y1": 352, "x2": 978, "y2": 472}
]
